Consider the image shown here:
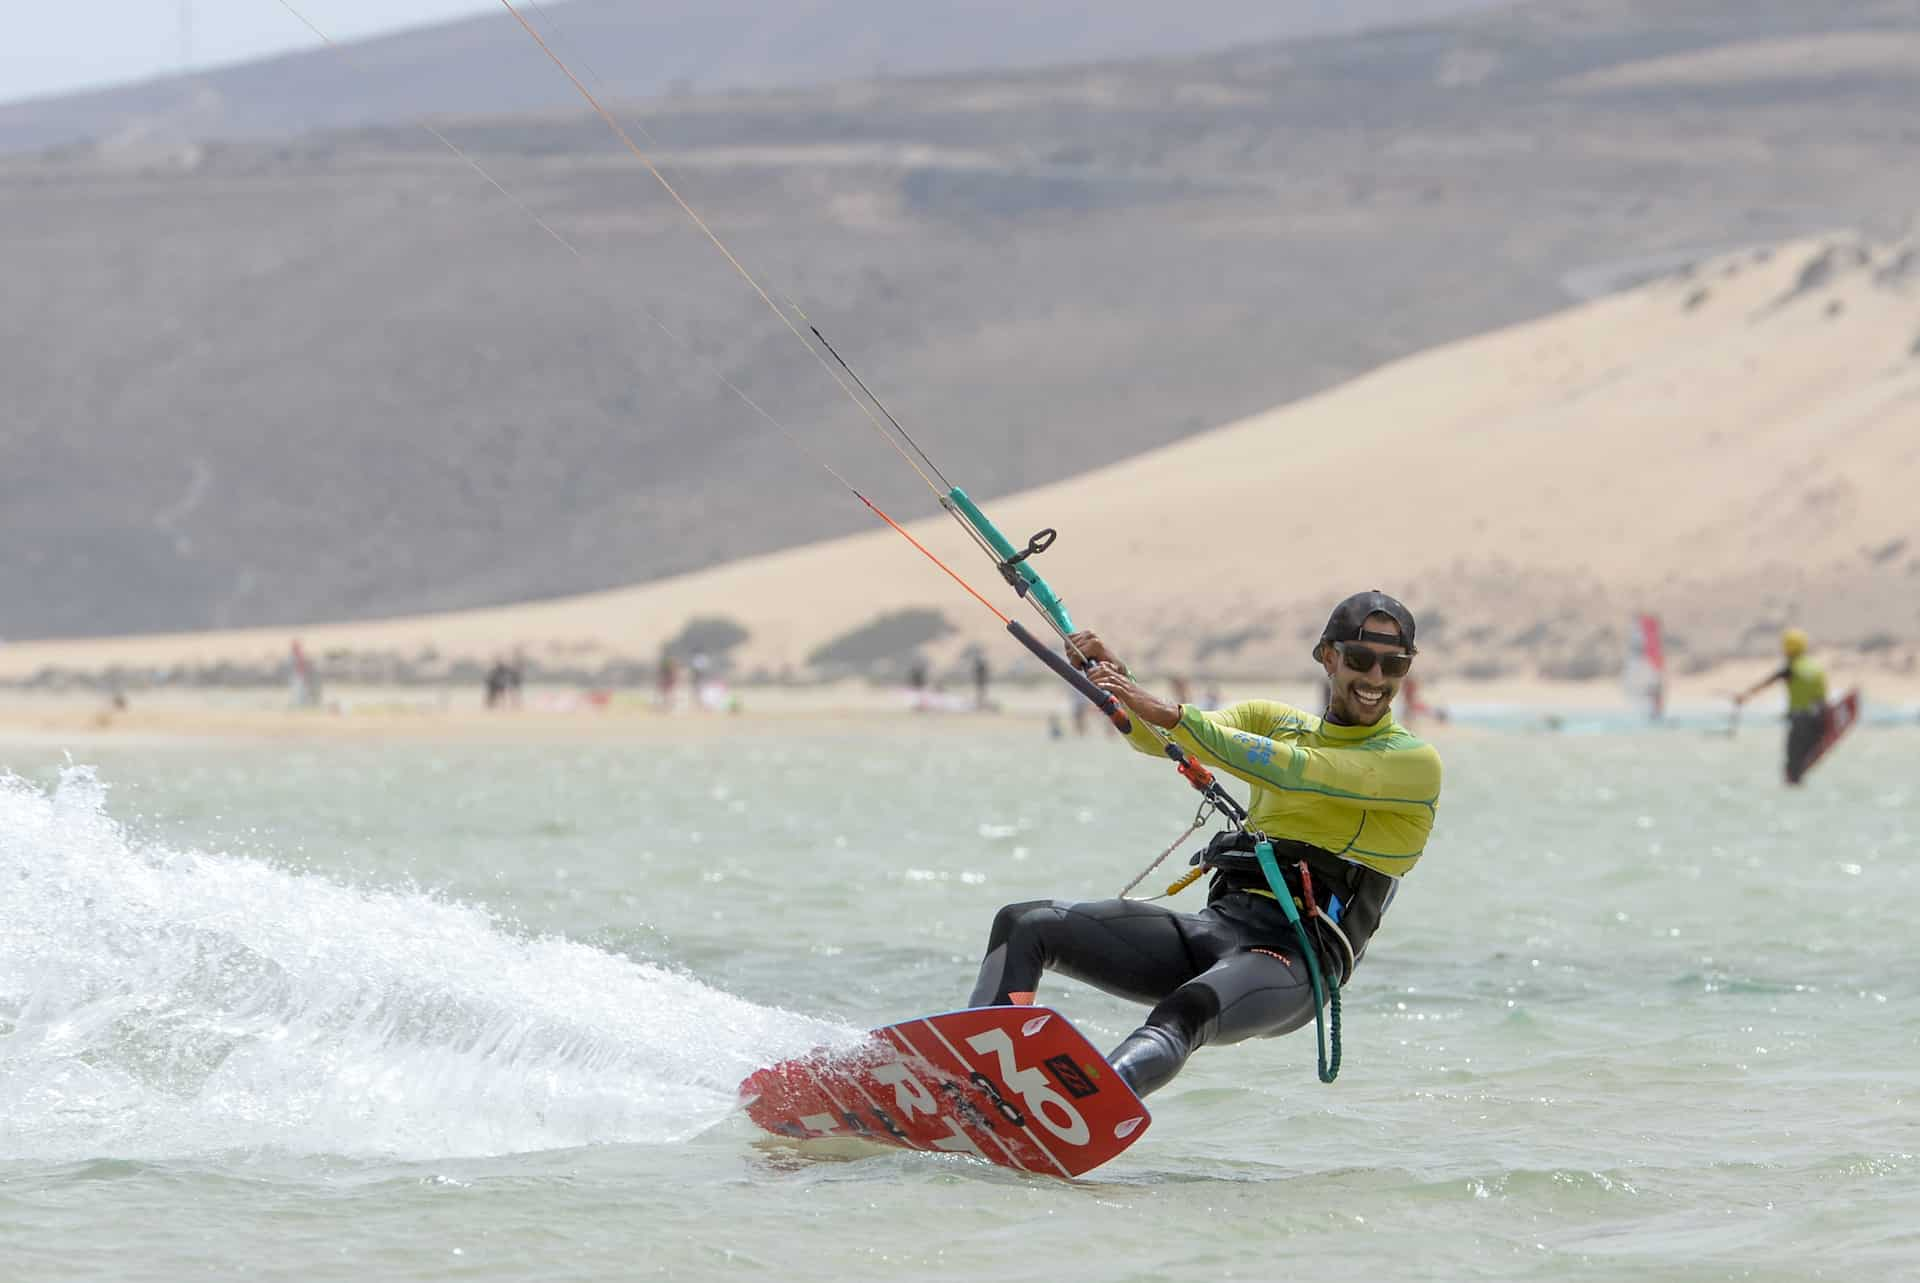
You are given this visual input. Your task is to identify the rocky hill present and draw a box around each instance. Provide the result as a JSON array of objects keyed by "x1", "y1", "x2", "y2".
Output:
[{"x1": 4, "y1": 0, "x2": 1918, "y2": 641}]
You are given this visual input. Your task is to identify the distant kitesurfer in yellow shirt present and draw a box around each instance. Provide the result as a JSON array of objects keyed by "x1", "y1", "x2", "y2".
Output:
[
  {"x1": 1734, "y1": 627, "x2": 1829, "y2": 785},
  {"x1": 965, "y1": 591, "x2": 1443, "y2": 1096}
]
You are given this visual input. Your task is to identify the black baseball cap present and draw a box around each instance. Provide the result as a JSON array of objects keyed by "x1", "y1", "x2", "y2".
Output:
[{"x1": 1314, "y1": 590, "x2": 1417, "y2": 661}]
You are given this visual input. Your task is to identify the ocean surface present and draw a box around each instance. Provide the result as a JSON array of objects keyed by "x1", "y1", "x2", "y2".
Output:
[{"x1": 2, "y1": 719, "x2": 1915, "y2": 1282}]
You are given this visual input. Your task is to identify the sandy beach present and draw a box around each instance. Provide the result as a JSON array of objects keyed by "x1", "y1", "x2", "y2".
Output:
[{"x1": 5, "y1": 660, "x2": 1913, "y2": 750}]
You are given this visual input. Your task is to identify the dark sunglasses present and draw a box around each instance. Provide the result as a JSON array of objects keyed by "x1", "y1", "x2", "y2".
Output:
[{"x1": 1333, "y1": 642, "x2": 1413, "y2": 678}]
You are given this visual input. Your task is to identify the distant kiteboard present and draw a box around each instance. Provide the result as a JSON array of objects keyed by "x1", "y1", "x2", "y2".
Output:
[
  {"x1": 1802, "y1": 688, "x2": 1862, "y2": 778},
  {"x1": 739, "y1": 1006, "x2": 1149, "y2": 1178}
]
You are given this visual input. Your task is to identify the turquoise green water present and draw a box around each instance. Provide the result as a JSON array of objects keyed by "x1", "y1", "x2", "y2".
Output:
[{"x1": 2, "y1": 723, "x2": 1916, "y2": 1281}]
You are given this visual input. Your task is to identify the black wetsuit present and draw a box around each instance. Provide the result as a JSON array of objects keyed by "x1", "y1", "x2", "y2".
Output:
[
  {"x1": 1785, "y1": 708, "x2": 1825, "y2": 784},
  {"x1": 968, "y1": 841, "x2": 1395, "y2": 1097}
]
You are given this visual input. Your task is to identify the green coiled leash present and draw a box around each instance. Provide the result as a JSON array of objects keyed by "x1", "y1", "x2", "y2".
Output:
[{"x1": 1254, "y1": 839, "x2": 1342, "y2": 1083}]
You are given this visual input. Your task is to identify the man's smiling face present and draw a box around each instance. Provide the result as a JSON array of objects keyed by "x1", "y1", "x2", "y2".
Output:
[{"x1": 1322, "y1": 612, "x2": 1409, "y2": 726}]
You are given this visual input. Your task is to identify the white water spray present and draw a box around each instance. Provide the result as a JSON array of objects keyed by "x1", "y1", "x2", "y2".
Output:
[{"x1": 0, "y1": 767, "x2": 845, "y2": 1163}]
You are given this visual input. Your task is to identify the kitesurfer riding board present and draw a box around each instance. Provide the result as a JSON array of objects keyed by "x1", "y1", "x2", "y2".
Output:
[
  {"x1": 967, "y1": 591, "x2": 1443, "y2": 1098},
  {"x1": 1734, "y1": 628, "x2": 1853, "y2": 784}
]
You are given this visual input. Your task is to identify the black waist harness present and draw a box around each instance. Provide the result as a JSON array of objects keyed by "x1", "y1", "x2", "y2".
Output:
[{"x1": 1193, "y1": 830, "x2": 1397, "y2": 969}]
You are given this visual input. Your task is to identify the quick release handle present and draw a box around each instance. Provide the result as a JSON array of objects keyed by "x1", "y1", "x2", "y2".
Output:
[
  {"x1": 1006, "y1": 620, "x2": 1131, "y2": 734},
  {"x1": 1160, "y1": 742, "x2": 1249, "y2": 825}
]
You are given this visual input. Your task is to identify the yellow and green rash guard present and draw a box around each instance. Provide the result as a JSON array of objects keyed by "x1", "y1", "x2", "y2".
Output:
[
  {"x1": 1121, "y1": 699, "x2": 1442, "y2": 879},
  {"x1": 1781, "y1": 655, "x2": 1829, "y2": 714}
]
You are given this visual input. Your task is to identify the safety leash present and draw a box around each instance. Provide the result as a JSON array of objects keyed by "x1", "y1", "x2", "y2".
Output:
[{"x1": 1254, "y1": 839, "x2": 1342, "y2": 1083}]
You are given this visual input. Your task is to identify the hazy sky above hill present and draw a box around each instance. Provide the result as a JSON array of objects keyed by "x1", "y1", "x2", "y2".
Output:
[
  {"x1": 3, "y1": 0, "x2": 492, "y2": 104},
  {"x1": 2, "y1": 0, "x2": 1511, "y2": 111}
]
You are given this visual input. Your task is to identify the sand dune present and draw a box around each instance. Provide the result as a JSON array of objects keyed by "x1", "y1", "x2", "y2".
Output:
[{"x1": 6, "y1": 230, "x2": 1917, "y2": 691}]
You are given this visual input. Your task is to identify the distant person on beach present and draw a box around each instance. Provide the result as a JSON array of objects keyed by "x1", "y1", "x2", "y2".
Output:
[
  {"x1": 972, "y1": 653, "x2": 991, "y2": 710},
  {"x1": 289, "y1": 640, "x2": 321, "y2": 709},
  {"x1": 965, "y1": 590, "x2": 1442, "y2": 1097},
  {"x1": 656, "y1": 653, "x2": 680, "y2": 711},
  {"x1": 1733, "y1": 627, "x2": 1828, "y2": 784},
  {"x1": 1409, "y1": 673, "x2": 1451, "y2": 724},
  {"x1": 1401, "y1": 675, "x2": 1421, "y2": 719},
  {"x1": 483, "y1": 656, "x2": 517, "y2": 709},
  {"x1": 1401, "y1": 674, "x2": 1444, "y2": 724}
]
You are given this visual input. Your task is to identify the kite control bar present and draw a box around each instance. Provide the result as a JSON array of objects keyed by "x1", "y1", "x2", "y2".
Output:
[{"x1": 1006, "y1": 620, "x2": 1131, "y2": 733}]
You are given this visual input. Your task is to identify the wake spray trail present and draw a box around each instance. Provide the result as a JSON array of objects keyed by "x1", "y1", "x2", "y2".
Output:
[{"x1": 0, "y1": 768, "x2": 850, "y2": 1164}]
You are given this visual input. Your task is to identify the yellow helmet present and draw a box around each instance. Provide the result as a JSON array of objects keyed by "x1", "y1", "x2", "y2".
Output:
[{"x1": 1781, "y1": 627, "x2": 1808, "y2": 657}]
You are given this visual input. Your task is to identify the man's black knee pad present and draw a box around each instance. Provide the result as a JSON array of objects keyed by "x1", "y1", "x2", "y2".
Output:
[{"x1": 987, "y1": 899, "x2": 1054, "y2": 949}]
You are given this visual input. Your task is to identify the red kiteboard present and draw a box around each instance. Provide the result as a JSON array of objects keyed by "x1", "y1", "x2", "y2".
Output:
[
  {"x1": 739, "y1": 1006, "x2": 1149, "y2": 1178},
  {"x1": 1802, "y1": 688, "x2": 1862, "y2": 777}
]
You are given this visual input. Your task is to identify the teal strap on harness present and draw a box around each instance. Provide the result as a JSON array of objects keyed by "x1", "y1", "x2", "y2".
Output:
[
  {"x1": 1254, "y1": 839, "x2": 1342, "y2": 1083},
  {"x1": 944, "y1": 487, "x2": 1075, "y2": 635}
]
